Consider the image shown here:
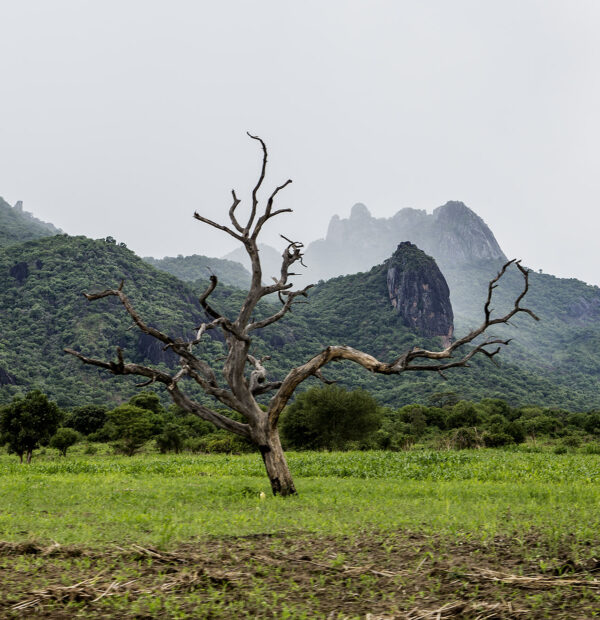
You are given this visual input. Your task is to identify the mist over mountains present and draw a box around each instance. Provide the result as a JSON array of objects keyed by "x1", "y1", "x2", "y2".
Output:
[
  {"x1": 0, "y1": 197, "x2": 61, "y2": 248},
  {"x1": 1, "y1": 195, "x2": 599, "y2": 411},
  {"x1": 303, "y1": 201, "x2": 506, "y2": 283}
]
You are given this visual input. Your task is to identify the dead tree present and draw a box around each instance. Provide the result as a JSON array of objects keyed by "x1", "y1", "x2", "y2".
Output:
[{"x1": 65, "y1": 133, "x2": 539, "y2": 496}]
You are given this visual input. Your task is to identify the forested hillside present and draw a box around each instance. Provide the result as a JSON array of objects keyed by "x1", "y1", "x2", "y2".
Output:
[
  {"x1": 0, "y1": 236, "x2": 222, "y2": 407},
  {"x1": 0, "y1": 233, "x2": 598, "y2": 410},
  {"x1": 143, "y1": 254, "x2": 251, "y2": 288},
  {"x1": 0, "y1": 198, "x2": 61, "y2": 247},
  {"x1": 246, "y1": 261, "x2": 593, "y2": 410}
]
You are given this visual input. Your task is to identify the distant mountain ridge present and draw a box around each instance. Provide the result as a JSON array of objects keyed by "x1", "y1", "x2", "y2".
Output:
[
  {"x1": 222, "y1": 243, "x2": 283, "y2": 283},
  {"x1": 0, "y1": 197, "x2": 62, "y2": 248},
  {"x1": 303, "y1": 201, "x2": 506, "y2": 283}
]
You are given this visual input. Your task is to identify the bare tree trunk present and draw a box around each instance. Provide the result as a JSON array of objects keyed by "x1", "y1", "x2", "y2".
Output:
[
  {"x1": 26, "y1": 450, "x2": 32, "y2": 464},
  {"x1": 258, "y1": 429, "x2": 296, "y2": 496}
]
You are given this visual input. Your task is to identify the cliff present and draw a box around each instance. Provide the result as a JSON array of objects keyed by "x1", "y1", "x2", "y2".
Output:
[{"x1": 386, "y1": 242, "x2": 454, "y2": 342}]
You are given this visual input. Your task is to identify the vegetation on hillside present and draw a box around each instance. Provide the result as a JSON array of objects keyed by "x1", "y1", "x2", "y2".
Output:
[
  {"x1": 0, "y1": 197, "x2": 61, "y2": 248},
  {"x1": 1, "y1": 232, "x2": 599, "y2": 411},
  {"x1": 143, "y1": 254, "x2": 250, "y2": 288}
]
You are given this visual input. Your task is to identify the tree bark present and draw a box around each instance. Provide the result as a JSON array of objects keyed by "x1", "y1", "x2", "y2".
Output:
[{"x1": 258, "y1": 430, "x2": 296, "y2": 496}]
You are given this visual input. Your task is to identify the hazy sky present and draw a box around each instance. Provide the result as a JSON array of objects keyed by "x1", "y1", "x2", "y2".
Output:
[{"x1": 1, "y1": 1, "x2": 599, "y2": 285}]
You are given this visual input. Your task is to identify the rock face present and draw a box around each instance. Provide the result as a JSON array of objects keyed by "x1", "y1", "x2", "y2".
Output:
[
  {"x1": 303, "y1": 201, "x2": 506, "y2": 283},
  {"x1": 386, "y1": 242, "x2": 454, "y2": 342}
]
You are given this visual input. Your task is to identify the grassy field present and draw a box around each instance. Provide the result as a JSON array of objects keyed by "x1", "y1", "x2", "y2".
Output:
[{"x1": 1, "y1": 447, "x2": 600, "y2": 617}]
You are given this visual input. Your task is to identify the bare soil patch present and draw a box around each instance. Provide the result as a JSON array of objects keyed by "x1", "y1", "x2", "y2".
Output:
[{"x1": 1, "y1": 531, "x2": 599, "y2": 618}]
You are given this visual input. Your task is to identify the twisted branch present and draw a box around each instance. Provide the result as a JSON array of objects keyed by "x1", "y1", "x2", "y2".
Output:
[{"x1": 267, "y1": 260, "x2": 539, "y2": 427}]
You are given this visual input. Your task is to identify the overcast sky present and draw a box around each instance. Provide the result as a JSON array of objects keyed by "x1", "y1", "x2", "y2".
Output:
[{"x1": 1, "y1": 1, "x2": 599, "y2": 285}]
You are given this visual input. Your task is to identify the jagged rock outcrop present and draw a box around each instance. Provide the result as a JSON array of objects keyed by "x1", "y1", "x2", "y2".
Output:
[
  {"x1": 386, "y1": 242, "x2": 454, "y2": 342},
  {"x1": 303, "y1": 201, "x2": 506, "y2": 283}
]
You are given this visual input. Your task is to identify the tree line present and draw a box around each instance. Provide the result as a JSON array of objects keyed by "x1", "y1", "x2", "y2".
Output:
[{"x1": 2, "y1": 386, "x2": 600, "y2": 463}]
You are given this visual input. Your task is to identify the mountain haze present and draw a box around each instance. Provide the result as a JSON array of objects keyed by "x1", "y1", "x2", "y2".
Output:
[
  {"x1": 0, "y1": 198, "x2": 61, "y2": 248},
  {"x1": 303, "y1": 201, "x2": 506, "y2": 283}
]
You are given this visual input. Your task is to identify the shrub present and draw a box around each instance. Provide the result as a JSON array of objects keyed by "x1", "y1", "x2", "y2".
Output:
[
  {"x1": 49, "y1": 427, "x2": 80, "y2": 456},
  {"x1": 581, "y1": 442, "x2": 600, "y2": 455},
  {"x1": 0, "y1": 390, "x2": 62, "y2": 463},
  {"x1": 482, "y1": 431, "x2": 513, "y2": 447},
  {"x1": 281, "y1": 385, "x2": 382, "y2": 450},
  {"x1": 184, "y1": 432, "x2": 253, "y2": 454},
  {"x1": 446, "y1": 402, "x2": 480, "y2": 429},
  {"x1": 65, "y1": 405, "x2": 107, "y2": 436},
  {"x1": 450, "y1": 427, "x2": 484, "y2": 450},
  {"x1": 105, "y1": 404, "x2": 155, "y2": 456},
  {"x1": 155, "y1": 423, "x2": 184, "y2": 453}
]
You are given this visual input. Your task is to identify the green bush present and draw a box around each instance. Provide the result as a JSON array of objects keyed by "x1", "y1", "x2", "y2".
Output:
[
  {"x1": 65, "y1": 405, "x2": 107, "y2": 436},
  {"x1": 0, "y1": 390, "x2": 62, "y2": 463},
  {"x1": 155, "y1": 423, "x2": 184, "y2": 454},
  {"x1": 49, "y1": 427, "x2": 81, "y2": 456},
  {"x1": 281, "y1": 385, "x2": 382, "y2": 450},
  {"x1": 581, "y1": 442, "x2": 600, "y2": 455},
  {"x1": 105, "y1": 404, "x2": 155, "y2": 456},
  {"x1": 482, "y1": 431, "x2": 513, "y2": 448},
  {"x1": 184, "y1": 432, "x2": 253, "y2": 454},
  {"x1": 446, "y1": 402, "x2": 480, "y2": 429},
  {"x1": 450, "y1": 427, "x2": 484, "y2": 450}
]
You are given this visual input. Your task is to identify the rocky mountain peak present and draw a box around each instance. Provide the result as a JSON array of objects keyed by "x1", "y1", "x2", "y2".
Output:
[
  {"x1": 350, "y1": 203, "x2": 371, "y2": 219},
  {"x1": 302, "y1": 201, "x2": 506, "y2": 284},
  {"x1": 386, "y1": 242, "x2": 454, "y2": 343}
]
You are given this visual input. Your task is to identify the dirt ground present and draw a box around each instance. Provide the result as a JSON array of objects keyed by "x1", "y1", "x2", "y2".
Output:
[{"x1": 1, "y1": 531, "x2": 599, "y2": 618}]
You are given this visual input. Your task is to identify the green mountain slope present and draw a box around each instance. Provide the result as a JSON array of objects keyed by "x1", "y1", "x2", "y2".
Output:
[
  {"x1": 0, "y1": 198, "x2": 61, "y2": 248},
  {"x1": 244, "y1": 261, "x2": 592, "y2": 410},
  {"x1": 440, "y1": 259, "x2": 600, "y2": 404},
  {"x1": 143, "y1": 254, "x2": 250, "y2": 288},
  {"x1": 0, "y1": 236, "x2": 224, "y2": 407},
  {"x1": 0, "y1": 234, "x2": 597, "y2": 411}
]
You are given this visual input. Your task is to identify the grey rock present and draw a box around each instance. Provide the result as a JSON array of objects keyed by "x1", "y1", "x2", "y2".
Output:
[
  {"x1": 303, "y1": 201, "x2": 506, "y2": 284},
  {"x1": 385, "y1": 242, "x2": 454, "y2": 342}
]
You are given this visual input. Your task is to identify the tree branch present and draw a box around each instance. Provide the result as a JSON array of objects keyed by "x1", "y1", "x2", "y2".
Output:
[
  {"x1": 246, "y1": 133, "x2": 268, "y2": 233},
  {"x1": 228, "y1": 190, "x2": 244, "y2": 233},
  {"x1": 64, "y1": 348, "x2": 251, "y2": 437},
  {"x1": 193, "y1": 212, "x2": 243, "y2": 241},
  {"x1": 267, "y1": 260, "x2": 538, "y2": 427},
  {"x1": 247, "y1": 284, "x2": 313, "y2": 332},
  {"x1": 83, "y1": 285, "x2": 174, "y2": 347},
  {"x1": 251, "y1": 180, "x2": 293, "y2": 239}
]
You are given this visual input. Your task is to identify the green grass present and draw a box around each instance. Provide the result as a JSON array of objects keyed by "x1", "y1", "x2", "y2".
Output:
[
  {"x1": 0, "y1": 448, "x2": 599, "y2": 548},
  {"x1": 2, "y1": 448, "x2": 600, "y2": 618}
]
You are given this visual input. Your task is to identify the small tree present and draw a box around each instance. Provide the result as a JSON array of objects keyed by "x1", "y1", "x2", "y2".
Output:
[
  {"x1": 155, "y1": 422, "x2": 184, "y2": 453},
  {"x1": 0, "y1": 390, "x2": 62, "y2": 463},
  {"x1": 50, "y1": 427, "x2": 80, "y2": 456},
  {"x1": 66, "y1": 405, "x2": 107, "y2": 436},
  {"x1": 105, "y1": 404, "x2": 155, "y2": 456},
  {"x1": 281, "y1": 385, "x2": 382, "y2": 450},
  {"x1": 65, "y1": 134, "x2": 538, "y2": 495}
]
